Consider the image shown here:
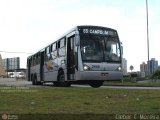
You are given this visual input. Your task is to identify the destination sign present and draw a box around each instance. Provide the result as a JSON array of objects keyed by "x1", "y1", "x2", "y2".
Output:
[{"x1": 79, "y1": 28, "x2": 117, "y2": 36}]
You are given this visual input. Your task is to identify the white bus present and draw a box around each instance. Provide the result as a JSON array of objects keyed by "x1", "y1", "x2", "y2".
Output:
[{"x1": 27, "y1": 25, "x2": 123, "y2": 87}]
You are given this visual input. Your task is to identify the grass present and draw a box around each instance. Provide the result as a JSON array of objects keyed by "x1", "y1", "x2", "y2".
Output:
[
  {"x1": 0, "y1": 86, "x2": 160, "y2": 120},
  {"x1": 103, "y1": 80, "x2": 160, "y2": 87}
]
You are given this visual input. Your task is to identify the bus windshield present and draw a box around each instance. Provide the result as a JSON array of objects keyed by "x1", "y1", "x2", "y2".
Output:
[{"x1": 80, "y1": 35, "x2": 121, "y2": 63}]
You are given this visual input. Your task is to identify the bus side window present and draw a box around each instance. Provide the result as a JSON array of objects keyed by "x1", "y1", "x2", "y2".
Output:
[
  {"x1": 30, "y1": 57, "x2": 33, "y2": 67},
  {"x1": 58, "y1": 38, "x2": 66, "y2": 57},
  {"x1": 45, "y1": 47, "x2": 50, "y2": 61},
  {"x1": 36, "y1": 53, "x2": 40, "y2": 64},
  {"x1": 32, "y1": 56, "x2": 34, "y2": 66},
  {"x1": 33, "y1": 56, "x2": 35, "y2": 66},
  {"x1": 38, "y1": 53, "x2": 41, "y2": 64},
  {"x1": 52, "y1": 43, "x2": 57, "y2": 51},
  {"x1": 60, "y1": 38, "x2": 65, "y2": 48},
  {"x1": 35, "y1": 55, "x2": 37, "y2": 65},
  {"x1": 51, "y1": 43, "x2": 57, "y2": 59},
  {"x1": 34, "y1": 55, "x2": 37, "y2": 65},
  {"x1": 58, "y1": 41, "x2": 60, "y2": 49}
]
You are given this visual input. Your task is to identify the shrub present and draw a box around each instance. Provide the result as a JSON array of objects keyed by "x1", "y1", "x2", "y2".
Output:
[{"x1": 152, "y1": 69, "x2": 160, "y2": 79}]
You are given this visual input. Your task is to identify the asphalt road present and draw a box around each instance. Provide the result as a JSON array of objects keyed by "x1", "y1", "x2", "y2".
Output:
[
  {"x1": 0, "y1": 78, "x2": 160, "y2": 89},
  {"x1": 0, "y1": 78, "x2": 32, "y2": 86},
  {"x1": 72, "y1": 85, "x2": 160, "y2": 89}
]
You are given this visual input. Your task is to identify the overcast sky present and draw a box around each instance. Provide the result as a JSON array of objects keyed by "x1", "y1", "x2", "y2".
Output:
[{"x1": 0, "y1": 0, "x2": 160, "y2": 71}]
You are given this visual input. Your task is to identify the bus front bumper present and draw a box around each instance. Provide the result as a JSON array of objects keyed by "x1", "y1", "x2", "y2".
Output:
[{"x1": 76, "y1": 71, "x2": 123, "y2": 81}]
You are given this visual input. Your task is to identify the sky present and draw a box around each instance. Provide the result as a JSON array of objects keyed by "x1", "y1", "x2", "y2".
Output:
[{"x1": 0, "y1": 0, "x2": 160, "y2": 71}]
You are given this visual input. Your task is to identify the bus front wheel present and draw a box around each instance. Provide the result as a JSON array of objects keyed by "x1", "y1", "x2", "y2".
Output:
[
  {"x1": 58, "y1": 71, "x2": 71, "y2": 87},
  {"x1": 89, "y1": 81, "x2": 104, "y2": 88}
]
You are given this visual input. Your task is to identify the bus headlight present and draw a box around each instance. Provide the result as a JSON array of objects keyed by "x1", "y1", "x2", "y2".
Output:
[
  {"x1": 83, "y1": 64, "x2": 90, "y2": 71},
  {"x1": 117, "y1": 66, "x2": 122, "y2": 71}
]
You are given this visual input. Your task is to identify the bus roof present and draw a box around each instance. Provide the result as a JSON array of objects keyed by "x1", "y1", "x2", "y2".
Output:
[{"x1": 27, "y1": 25, "x2": 117, "y2": 58}]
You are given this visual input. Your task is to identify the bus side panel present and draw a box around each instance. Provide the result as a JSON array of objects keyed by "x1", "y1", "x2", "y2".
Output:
[{"x1": 43, "y1": 57, "x2": 59, "y2": 82}]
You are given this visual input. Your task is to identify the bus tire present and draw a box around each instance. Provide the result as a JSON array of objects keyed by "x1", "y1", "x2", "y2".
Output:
[
  {"x1": 58, "y1": 71, "x2": 71, "y2": 87},
  {"x1": 34, "y1": 76, "x2": 42, "y2": 85},
  {"x1": 53, "y1": 82, "x2": 60, "y2": 87},
  {"x1": 37, "y1": 81, "x2": 43, "y2": 85},
  {"x1": 32, "y1": 80, "x2": 35, "y2": 85},
  {"x1": 31, "y1": 75, "x2": 35, "y2": 85},
  {"x1": 89, "y1": 81, "x2": 104, "y2": 88},
  {"x1": 33, "y1": 76, "x2": 37, "y2": 85}
]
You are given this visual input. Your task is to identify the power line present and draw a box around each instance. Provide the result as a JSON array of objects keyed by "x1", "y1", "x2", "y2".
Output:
[{"x1": 0, "y1": 51, "x2": 33, "y2": 54}]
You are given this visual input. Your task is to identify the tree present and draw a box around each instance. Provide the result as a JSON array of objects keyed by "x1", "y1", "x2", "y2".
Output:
[
  {"x1": 152, "y1": 69, "x2": 160, "y2": 79},
  {"x1": 130, "y1": 65, "x2": 134, "y2": 72},
  {"x1": 129, "y1": 65, "x2": 136, "y2": 82}
]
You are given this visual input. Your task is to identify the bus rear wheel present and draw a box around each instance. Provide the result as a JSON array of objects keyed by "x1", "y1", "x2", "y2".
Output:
[
  {"x1": 32, "y1": 75, "x2": 42, "y2": 85},
  {"x1": 58, "y1": 71, "x2": 71, "y2": 87},
  {"x1": 89, "y1": 81, "x2": 104, "y2": 88},
  {"x1": 53, "y1": 82, "x2": 60, "y2": 86},
  {"x1": 31, "y1": 75, "x2": 36, "y2": 85}
]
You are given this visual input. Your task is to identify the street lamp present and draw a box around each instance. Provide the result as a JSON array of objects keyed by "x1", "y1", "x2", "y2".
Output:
[
  {"x1": 146, "y1": 0, "x2": 150, "y2": 76},
  {"x1": 146, "y1": 0, "x2": 149, "y2": 62}
]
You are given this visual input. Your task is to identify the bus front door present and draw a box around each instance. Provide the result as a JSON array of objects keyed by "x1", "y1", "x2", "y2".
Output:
[{"x1": 67, "y1": 36, "x2": 75, "y2": 80}]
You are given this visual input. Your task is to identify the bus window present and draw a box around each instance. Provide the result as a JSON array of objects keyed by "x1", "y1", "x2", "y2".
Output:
[
  {"x1": 52, "y1": 43, "x2": 57, "y2": 51},
  {"x1": 105, "y1": 39, "x2": 121, "y2": 62},
  {"x1": 36, "y1": 53, "x2": 40, "y2": 64},
  {"x1": 33, "y1": 55, "x2": 35, "y2": 66},
  {"x1": 46, "y1": 47, "x2": 50, "y2": 54},
  {"x1": 30, "y1": 57, "x2": 33, "y2": 67},
  {"x1": 58, "y1": 38, "x2": 66, "y2": 56},
  {"x1": 60, "y1": 38, "x2": 65, "y2": 48},
  {"x1": 36, "y1": 54, "x2": 38, "y2": 65},
  {"x1": 51, "y1": 43, "x2": 57, "y2": 59},
  {"x1": 80, "y1": 36, "x2": 103, "y2": 62},
  {"x1": 45, "y1": 47, "x2": 50, "y2": 61}
]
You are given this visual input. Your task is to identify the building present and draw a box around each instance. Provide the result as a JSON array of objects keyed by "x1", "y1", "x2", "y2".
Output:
[
  {"x1": 1, "y1": 56, "x2": 26, "y2": 78},
  {"x1": 147, "y1": 58, "x2": 158, "y2": 75},
  {"x1": 140, "y1": 58, "x2": 159, "y2": 76},
  {"x1": 0, "y1": 54, "x2": 5, "y2": 76},
  {"x1": 2, "y1": 57, "x2": 20, "y2": 77},
  {"x1": 122, "y1": 58, "x2": 127, "y2": 75},
  {"x1": 3, "y1": 57, "x2": 20, "y2": 71},
  {"x1": 140, "y1": 62, "x2": 148, "y2": 77}
]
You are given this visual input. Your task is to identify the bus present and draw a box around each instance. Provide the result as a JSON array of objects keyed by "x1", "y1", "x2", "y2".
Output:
[{"x1": 27, "y1": 25, "x2": 123, "y2": 88}]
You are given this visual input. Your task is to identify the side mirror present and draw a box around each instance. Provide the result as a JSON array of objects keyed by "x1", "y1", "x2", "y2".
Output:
[{"x1": 75, "y1": 35, "x2": 80, "y2": 46}]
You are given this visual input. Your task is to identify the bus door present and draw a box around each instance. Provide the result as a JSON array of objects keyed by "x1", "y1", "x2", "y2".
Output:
[
  {"x1": 27, "y1": 58, "x2": 31, "y2": 81},
  {"x1": 40, "y1": 51, "x2": 45, "y2": 81},
  {"x1": 67, "y1": 36, "x2": 76, "y2": 80}
]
